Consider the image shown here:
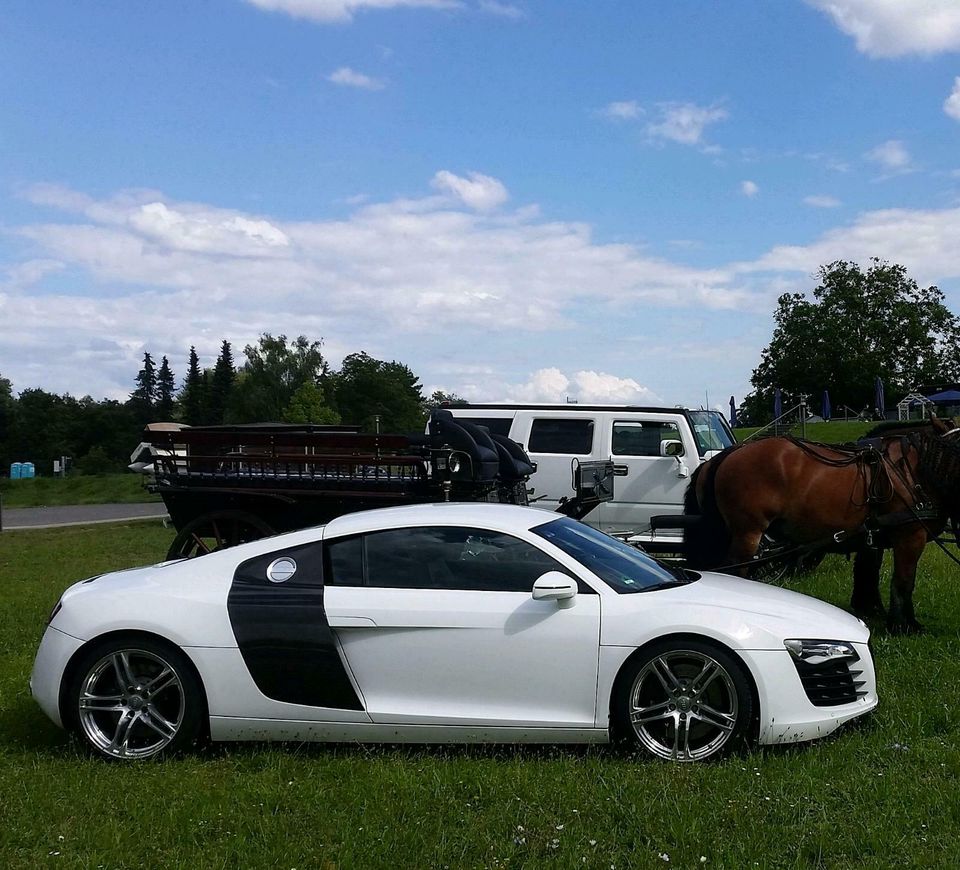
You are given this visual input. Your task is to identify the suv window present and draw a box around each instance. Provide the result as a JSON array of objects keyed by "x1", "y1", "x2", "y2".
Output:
[
  {"x1": 612, "y1": 421, "x2": 681, "y2": 457},
  {"x1": 328, "y1": 526, "x2": 578, "y2": 592},
  {"x1": 528, "y1": 419, "x2": 594, "y2": 454}
]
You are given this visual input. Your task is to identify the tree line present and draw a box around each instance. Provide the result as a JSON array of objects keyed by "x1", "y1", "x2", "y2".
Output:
[
  {"x1": 740, "y1": 259, "x2": 960, "y2": 426},
  {"x1": 1, "y1": 334, "x2": 462, "y2": 476}
]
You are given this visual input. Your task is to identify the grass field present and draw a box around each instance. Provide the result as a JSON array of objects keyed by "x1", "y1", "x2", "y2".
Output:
[
  {"x1": 0, "y1": 473, "x2": 159, "y2": 508},
  {"x1": 2, "y1": 524, "x2": 960, "y2": 867},
  {"x1": 733, "y1": 421, "x2": 875, "y2": 444}
]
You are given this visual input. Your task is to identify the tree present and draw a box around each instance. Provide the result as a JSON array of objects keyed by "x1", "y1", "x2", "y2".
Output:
[
  {"x1": 0, "y1": 371, "x2": 15, "y2": 470},
  {"x1": 425, "y1": 389, "x2": 468, "y2": 409},
  {"x1": 179, "y1": 347, "x2": 205, "y2": 425},
  {"x1": 128, "y1": 351, "x2": 157, "y2": 426},
  {"x1": 227, "y1": 334, "x2": 334, "y2": 423},
  {"x1": 207, "y1": 340, "x2": 236, "y2": 425},
  {"x1": 282, "y1": 382, "x2": 342, "y2": 425},
  {"x1": 332, "y1": 352, "x2": 425, "y2": 432},
  {"x1": 156, "y1": 356, "x2": 176, "y2": 420},
  {"x1": 746, "y1": 260, "x2": 960, "y2": 423}
]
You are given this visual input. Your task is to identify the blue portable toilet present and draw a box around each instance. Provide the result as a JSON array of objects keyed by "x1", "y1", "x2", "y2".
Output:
[
  {"x1": 10, "y1": 462, "x2": 22, "y2": 479},
  {"x1": 22, "y1": 462, "x2": 35, "y2": 479}
]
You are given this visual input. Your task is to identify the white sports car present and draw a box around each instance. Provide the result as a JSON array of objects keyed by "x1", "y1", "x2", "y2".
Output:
[{"x1": 32, "y1": 503, "x2": 877, "y2": 762}]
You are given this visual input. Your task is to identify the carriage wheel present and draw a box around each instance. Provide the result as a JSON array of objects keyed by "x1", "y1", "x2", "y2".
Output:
[
  {"x1": 746, "y1": 535, "x2": 793, "y2": 584},
  {"x1": 166, "y1": 511, "x2": 276, "y2": 560}
]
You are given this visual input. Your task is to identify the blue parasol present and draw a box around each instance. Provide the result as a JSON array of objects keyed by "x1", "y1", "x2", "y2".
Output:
[
  {"x1": 822, "y1": 390, "x2": 831, "y2": 421},
  {"x1": 774, "y1": 387, "x2": 782, "y2": 420},
  {"x1": 874, "y1": 377, "x2": 885, "y2": 419},
  {"x1": 729, "y1": 396, "x2": 737, "y2": 428}
]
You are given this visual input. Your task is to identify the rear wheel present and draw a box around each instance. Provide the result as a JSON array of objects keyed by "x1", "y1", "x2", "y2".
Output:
[
  {"x1": 66, "y1": 637, "x2": 204, "y2": 761},
  {"x1": 166, "y1": 511, "x2": 275, "y2": 560},
  {"x1": 613, "y1": 639, "x2": 753, "y2": 762}
]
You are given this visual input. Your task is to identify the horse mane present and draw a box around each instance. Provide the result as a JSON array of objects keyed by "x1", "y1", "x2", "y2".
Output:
[{"x1": 863, "y1": 419, "x2": 935, "y2": 439}]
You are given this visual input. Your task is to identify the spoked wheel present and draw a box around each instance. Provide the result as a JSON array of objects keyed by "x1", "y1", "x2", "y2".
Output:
[
  {"x1": 614, "y1": 640, "x2": 753, "y2": 762},
  {"x1": 748, "y1": 536, "x2": 826, "y2": 584},
  {"x1": 166, "y1": 511, "x2": 275, "y2": 560},
  {"x1": 67, "y1": 638, "x2": 204, "y2": 761}
]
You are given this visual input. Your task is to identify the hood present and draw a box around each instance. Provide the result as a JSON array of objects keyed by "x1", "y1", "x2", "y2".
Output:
[{"x1": 601, "y1": 571, "x2": 869, "y2": 650}]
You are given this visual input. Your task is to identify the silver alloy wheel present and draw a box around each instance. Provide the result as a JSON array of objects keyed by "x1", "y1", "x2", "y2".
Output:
[
  {"x1": 629, "y1": 649, "x2": 739, "y2": 761},
  {"x1": 77, "y1": 648, "x2": 185, "y2": 759}
]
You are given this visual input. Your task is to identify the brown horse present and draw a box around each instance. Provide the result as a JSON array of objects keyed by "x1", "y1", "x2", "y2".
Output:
[{"x1": 682, "y1": 417, "x2": 960, "y2": 634}]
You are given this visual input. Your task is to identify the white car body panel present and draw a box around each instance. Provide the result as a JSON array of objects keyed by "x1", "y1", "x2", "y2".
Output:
[{"x1": 31, "y1": 502, "x2": 878, "y2": 753}]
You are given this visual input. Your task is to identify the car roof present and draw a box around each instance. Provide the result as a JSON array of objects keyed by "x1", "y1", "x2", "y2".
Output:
[{"x1": 323, "y1": 502, "x2": 562, "y2": 538}]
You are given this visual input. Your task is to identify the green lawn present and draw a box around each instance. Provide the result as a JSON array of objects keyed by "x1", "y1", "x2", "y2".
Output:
[
  {"x1": 0, "y1": 473, "x2": 159, "y2": 508},
  {"x1": 2, "y1": 524, "x2": 959, "y2": 867},
  {"x1": 734, "y1": 420, "x2": 876, "y2": 444}
]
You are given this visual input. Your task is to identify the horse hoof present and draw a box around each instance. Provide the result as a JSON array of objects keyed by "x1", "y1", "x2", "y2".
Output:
[{"x1": 851, "y1": 602, "x2": 885, "y2": 620}]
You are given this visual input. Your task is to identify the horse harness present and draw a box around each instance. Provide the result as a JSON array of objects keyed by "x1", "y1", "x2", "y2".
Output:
[{"x1": 784, "y1": 434, "x2": 945, "y2": 551}]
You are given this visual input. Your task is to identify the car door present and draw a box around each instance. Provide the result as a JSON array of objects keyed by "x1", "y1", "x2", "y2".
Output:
[
  {"x1": 322, "y1": 525, "x2": 601, "y2": 728},
  {"x1": 597, "y1": 416, "x2": 694, "y2": 533}
]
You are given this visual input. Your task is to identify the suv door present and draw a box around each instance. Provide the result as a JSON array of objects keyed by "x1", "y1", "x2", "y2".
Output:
[
  {"x1": 597, "y1": 416, "x2": 695, "y2": 533},
  {"x1": 322, "y1": 525, "x2": 601, "y2": 727}
]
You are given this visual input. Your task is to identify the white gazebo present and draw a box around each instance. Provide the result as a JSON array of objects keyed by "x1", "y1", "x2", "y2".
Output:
[{"x1": 897, "y1": 393, "x2": 934, "y2": 421}]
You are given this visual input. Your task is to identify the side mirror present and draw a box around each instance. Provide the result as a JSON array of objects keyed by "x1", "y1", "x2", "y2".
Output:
[
  {"x1": 660, "y1": 439, "x2": 684, "y2": 457},
  {"x1": 532, "y1": 571, "x2": 578, "y2": 608}
]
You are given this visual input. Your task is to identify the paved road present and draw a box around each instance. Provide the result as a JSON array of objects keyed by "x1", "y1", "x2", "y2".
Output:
[{"x1": 1, "y1": 502, "x2": 168, "y2": 531}]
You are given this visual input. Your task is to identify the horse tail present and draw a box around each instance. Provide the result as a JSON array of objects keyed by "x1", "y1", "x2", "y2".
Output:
[{"x1": 682, "y1": 449, "x2": 736, "y2": 569}]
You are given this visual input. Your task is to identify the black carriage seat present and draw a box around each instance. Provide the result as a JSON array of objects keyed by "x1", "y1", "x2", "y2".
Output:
[
  {"x1": 429, "y1": 409, "x2": 501, "y2": 482},
  {"x1": 489, "y1": 433, "x2": 536, "y2": 480}
]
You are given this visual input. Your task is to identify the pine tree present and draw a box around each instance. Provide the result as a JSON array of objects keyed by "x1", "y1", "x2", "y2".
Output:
[
  {"x1": 129, "y1": 351, "x2": 157, "y2": 426},
  {"x1": 156, "y1": 356, "x2": 176, "y2": 420},
  {"x1": 180, "y1": 346, "x2": 204, "y2": 426},
  {"x1": 208, "y1": 340, "x2": 236, "y2": 424}
]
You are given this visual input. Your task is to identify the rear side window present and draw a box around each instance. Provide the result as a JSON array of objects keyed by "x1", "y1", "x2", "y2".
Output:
[
  {"x1": 326, "y1": 536, "x2": 363, "y2": 586},
  {"x1": 528, "y1": 419, "x2": 594, "y2": 454}
]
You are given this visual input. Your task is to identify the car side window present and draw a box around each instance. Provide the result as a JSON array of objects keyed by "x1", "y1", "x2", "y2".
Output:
[
  {"x1": 528, "y1": 419, "x2": 594, "y2": 454},
  {"x1": 354, "y1": 526, "x2": 576, "y2": 592},
  {"x1": 612, "y1": 421, "x2": 681, "y2": 457},
  {"x1": 326, "y1": 535, "x2": 364, "y2": 586}
]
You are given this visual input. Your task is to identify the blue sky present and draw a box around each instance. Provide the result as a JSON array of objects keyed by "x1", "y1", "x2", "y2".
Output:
[{"x1": 3, "y1": 0, "x2": 960, "y2": 410}]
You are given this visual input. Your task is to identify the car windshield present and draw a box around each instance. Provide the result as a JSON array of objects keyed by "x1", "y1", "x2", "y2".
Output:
[
  {"x1": 688, "y1": 410, "x2": 735, "y2": 456},
  {"x1": 532, "y1": 518, "x2": 693, "y2": 594}
]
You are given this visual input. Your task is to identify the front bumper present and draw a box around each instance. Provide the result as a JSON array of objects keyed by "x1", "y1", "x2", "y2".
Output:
[
  {"x1": 740, "y1": 642, "x2": 877, "y2": 745},
  {"x1": 30, "y1": 625, "x2": 85, "y2": 730}
]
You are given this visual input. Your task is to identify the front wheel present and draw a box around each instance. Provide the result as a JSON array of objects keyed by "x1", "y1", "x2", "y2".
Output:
[
  {"x1": 65, "y1": 637, "x2": 205, "y2": 761},
  {"x1": 166, "y1": 511, "x2": 275, "y2": 560},
  {"x1": 612, "y1": 639, "x2": 753, "y2": 762}
]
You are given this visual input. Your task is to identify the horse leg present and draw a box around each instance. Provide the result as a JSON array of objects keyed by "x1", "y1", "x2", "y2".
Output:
[
  {"x1": 887, "y1": 528, "x2": 927, "y2": 635},
  {"x1": 850, "y1": 547, "x2": 885, "y2": 618},
  {"x1": 724, "y1": 527, "x2": 764, "y2": 578}
]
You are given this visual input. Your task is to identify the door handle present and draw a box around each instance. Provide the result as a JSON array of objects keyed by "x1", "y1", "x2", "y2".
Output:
[{"x1": 613, "y1": 464, "x2": 629, "y2": 476}]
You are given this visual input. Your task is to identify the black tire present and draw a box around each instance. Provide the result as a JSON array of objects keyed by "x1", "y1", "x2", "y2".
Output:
[
  {"x1": 166, "y1": 510, "x2": 275, "y2": 560},
  {"x1": 612, "y1": 638, "x2": 754, "y2": 762},
  {"x1": 64, "y1": 636, "x2": 205, "y2": 761}
]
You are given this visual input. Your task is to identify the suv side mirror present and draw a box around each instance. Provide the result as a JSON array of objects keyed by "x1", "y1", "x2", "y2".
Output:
[
  {"x1": 532, "y1": 571, "x2": 578, "y2": 608},
  {"x1": 660, "y1": 439, "x2": 684, "y2": 457}
]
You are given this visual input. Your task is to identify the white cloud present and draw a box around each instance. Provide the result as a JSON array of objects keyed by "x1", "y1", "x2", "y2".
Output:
[
  {"x1": 600, "y1": 100, "x2": 642, "y2": 121},
  {"x1": 865, "y1": 139, "x2": 913, "y2": 174},
  {"x1": 805, "y1": 0, "x2": 960, "y2": 58},
  {"x1": 740, "y1": 180, "x2": 759, "y2": 198},
  {"x1": 744, "y1": 204, "x2": 960, "y2": 284},
  {"x1": 803, "y1": 194, "x2": 842, "y2": 208},
  {"x1": 431, "y1": 170, "x2": 509, "y2": 210},
  {"x1": 327, "y1": 67, "x2": 386, "y2": 90},
  {"x1": 646, "y1": 102, "x2": 728, "y2": 147},
  {"x1": 496, "y1": 368, "x2": 661, "y2": 404},
  {"x1": 479, "y1": 0, "x2": 524, "y2": 19},
  {"x1": 244, "y1": 0, "x2": 460, "y2": 24},
  {"x1": 945, "y1": 77, "x2": 960, "y2": 120}
]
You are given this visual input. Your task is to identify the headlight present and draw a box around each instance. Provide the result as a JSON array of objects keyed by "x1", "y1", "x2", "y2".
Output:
[{"x1": 784, "y1": 639, "x2": 858, "y2": 665}]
